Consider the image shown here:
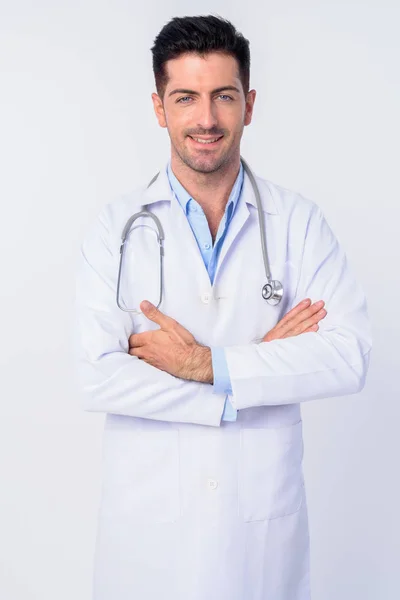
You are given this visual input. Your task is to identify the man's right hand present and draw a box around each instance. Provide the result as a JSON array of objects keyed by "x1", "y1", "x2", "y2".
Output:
[{"x1": 263, "y1": 299, "x2": 327, "y2": 342}]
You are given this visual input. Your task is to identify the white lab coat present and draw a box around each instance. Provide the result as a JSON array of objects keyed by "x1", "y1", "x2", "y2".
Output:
[{"x1": 74, "y1": 160, "x2": 372, "y2": 600}]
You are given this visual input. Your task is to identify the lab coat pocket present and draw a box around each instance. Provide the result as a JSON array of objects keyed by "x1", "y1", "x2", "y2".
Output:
[
  {"x1": 238, "y1": 421, "x2": 304, "y2": 522},
  {"x1": 102, "y1": 428, "x2": 181, "y2": 523}
]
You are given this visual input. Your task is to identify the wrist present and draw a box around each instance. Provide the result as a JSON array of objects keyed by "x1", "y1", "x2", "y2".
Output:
[{"x1": 187, "y1": 344, "x2": 213, "y2": 384}]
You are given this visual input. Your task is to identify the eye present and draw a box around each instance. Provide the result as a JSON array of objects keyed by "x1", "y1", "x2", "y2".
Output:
[
  {"x1": 218, "y1": 94, "x2": 233, "y2": 101},
  {"x1": 177, "y1": 96, "x2": 192, "y2": 104}
]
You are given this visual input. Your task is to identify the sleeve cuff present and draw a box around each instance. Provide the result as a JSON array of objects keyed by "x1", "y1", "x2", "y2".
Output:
[
  {"x1": 221, "y1": 395, "x2": 238, "y2": 421},
  {"x1": 211, "y1": 346, "x2": 233, "y2": 395},
  {"x1": 211, "y1": 347, "x2": 237, "y2": 420}
]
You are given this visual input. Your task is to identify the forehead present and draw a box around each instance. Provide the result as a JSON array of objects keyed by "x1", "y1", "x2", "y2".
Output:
[{"x1": 164, "y1": 52, "x2": 240, "y2": 88}]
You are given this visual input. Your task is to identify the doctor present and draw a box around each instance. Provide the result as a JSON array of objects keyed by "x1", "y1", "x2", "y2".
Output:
[{"x1": 74, "y1": 14, "x2": 372, "y2": 600}]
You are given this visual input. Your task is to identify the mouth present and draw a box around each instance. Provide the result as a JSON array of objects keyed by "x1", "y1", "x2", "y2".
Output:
[{"x1": 187, "y1": 135, "x2": 224, "y2": 148}]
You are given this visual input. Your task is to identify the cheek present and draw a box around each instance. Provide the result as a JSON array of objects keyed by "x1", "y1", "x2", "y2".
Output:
[
  {"x1": 227, "y1": 122, "x2": 245, "y2": 141},
  {"x1": 165, "y1": 109, "x2": 184, "y2": 132},
  {"x1": 222, "y1": 111, "x2": 245, "y2": 133},
  {"x1": 173, "y1": 118, "x2": 192, "y2": 140}
]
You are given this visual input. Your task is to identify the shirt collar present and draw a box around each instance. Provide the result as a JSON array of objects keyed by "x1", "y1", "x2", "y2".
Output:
[
  {"x1": 166, "y1": 160, "x2": 244, "y2": 218},
  {"x1": 140, "y1": 157, "x2": 279, "y2": 215}
]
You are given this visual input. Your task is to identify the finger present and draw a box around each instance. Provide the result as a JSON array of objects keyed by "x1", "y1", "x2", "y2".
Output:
[
  {"x1": 129, "y1": 332, "x2": 149, "y2": 348},
  {"x1": 282, "y1": 308, "x2": 326, "y2": 337},
  {"x1": 275, "y1": 299, "x2": 312, "y2": 327},
  {"x1": 304, "y1": 324, "x2": 319, "y2": 333},
  {"x1": 263, "y1": 301, "x2": 323, "y2": 341},
  {"x1": 140, "y1": 300, "x2": 175, "y2": 329},
  {"x1": 299, "y1": 308, "x2": 327, "y2": 332},
  {"x1": 277, "y1": 300, "x2": 325, "y2": 334},
  {"x1": 129, "y1": 346, "x2": 146, "y2": 358}
]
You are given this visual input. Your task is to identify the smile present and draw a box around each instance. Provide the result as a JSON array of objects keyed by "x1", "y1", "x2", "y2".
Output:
[{"x1": 188, "y1": 135, "x2": 223, "y2": 146}]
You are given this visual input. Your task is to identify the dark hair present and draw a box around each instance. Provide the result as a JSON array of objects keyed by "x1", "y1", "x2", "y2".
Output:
[{"x1": 151, "y1": 15, "x2": 250, "y2": 101}]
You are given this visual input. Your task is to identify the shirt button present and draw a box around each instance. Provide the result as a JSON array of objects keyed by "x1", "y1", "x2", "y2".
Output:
[
  {"x1": 201, "y1": 293, "x2": 210, "y2": 304},
  {"x1": 207, "y1": 478, "x2": 218, "y2": 490},
  {"x1": 204, "y1": 243, "x2": 211, "y2": 250}
]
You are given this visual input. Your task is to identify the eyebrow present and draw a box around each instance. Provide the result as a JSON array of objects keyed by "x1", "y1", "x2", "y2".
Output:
[{"x1": 168, "y1": 85, "x2": 241, "y2": 98}]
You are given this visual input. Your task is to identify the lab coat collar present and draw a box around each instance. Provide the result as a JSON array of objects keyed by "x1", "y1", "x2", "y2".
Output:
[{"x1": 141, "y1": 159, "x2": 279, "y2": 215}]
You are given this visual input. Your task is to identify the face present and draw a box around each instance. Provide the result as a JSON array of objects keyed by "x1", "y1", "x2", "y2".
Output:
[{"x1": 152, "y1": 52, "x2": 256, "y2": 174}]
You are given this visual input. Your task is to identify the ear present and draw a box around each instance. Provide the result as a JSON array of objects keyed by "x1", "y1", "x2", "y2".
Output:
[
  {"x1": 244, "y1": 89, "x2": 257, "y2": 127},
  {"x1": 152, "y1": 93, "x2": 167, "y2": 128}
]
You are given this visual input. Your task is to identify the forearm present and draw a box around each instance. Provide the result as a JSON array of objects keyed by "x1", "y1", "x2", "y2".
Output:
[
  {"x1": 74, "y1": 211, "x2": 226, "y2": 427},
  {"x1": 184, "y1": 345, "x2": 237, "y2": 422},
  {"x1": 184, "y1": 345, "x2": 213, "y2": 384},
  {"x1": 221, "y1": 201, "x2": 372, "y2": 409},
  {"x1": 74, "y1": 321, "x2": 226, "y2": 426},
  {"x1": 224, "y1": 324, "x2": 371, "y2": 409}
]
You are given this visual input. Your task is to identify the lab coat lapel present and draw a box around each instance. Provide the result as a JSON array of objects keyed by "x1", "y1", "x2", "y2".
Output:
[
  {"x1": 141, "y1": 160, "x2": 259, "y2": 289},
  {"x1": 142, "y1": 162, "x2": 212, "y2": 288}
]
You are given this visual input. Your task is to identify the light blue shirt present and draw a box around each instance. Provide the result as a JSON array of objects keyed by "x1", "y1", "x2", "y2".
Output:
[{"x1": 166, "y1": 160, "x2": 241, "y2": 422}]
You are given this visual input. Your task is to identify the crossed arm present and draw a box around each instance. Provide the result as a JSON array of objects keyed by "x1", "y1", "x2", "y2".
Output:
[
  {"x1": 128, "y1": 299, "x2": 328, "y2": 384},
  {"x1": 75, "y1": 202, "x2": 371, "y2": 426}
]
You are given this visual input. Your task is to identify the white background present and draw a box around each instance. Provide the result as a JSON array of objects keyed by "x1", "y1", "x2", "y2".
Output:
[{"x1": 0, "y1": 1, "x2": 399, "y2": 598}]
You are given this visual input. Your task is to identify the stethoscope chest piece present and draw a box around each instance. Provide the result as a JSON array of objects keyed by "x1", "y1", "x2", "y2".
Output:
[{"x1": 262, "y1": 280, "x2": 283, "y2": 306}]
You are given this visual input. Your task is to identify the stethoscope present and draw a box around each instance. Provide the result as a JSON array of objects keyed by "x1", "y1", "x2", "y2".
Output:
[{"x1": 116, "y1": 156, "x2": 283, "y2": 314}]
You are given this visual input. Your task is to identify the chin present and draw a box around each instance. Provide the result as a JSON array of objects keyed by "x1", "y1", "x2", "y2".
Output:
[
  {"x1": 184, "y1": 152, "x2": 228, "y2": 174},
  {"x1": 190, "y1": 160, "x2": 220, "y2": 173}
]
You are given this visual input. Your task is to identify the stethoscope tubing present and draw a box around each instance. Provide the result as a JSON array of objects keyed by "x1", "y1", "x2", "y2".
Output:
[{"x1": 116, "y1": 156, "x2": 283, "y2": 312}]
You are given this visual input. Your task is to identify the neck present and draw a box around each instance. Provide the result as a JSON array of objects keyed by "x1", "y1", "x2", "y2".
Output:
[{"x1": 170, "y1": 151, "x2": 241, "y2": 216}]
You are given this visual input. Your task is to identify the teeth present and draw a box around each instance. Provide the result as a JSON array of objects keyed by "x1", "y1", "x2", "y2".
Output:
[{"x1": 192, "y1": 137, "x2": 221, "y2": 144}]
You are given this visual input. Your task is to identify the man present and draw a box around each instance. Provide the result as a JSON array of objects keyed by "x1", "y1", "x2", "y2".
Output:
[{"x1": 74, "y1": 15, "x2": 372, "y2": 600}]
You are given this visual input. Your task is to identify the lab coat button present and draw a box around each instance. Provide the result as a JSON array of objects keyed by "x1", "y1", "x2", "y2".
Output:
[
  {"x1": 207, "y1": 478, "x2": 218, "y2": 490},
  {"x1": 201, "y1": 293, "x2": 211, "y2": 304}
]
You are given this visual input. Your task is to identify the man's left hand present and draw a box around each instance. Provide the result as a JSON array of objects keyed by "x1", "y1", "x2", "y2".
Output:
[{"x1": 128, "y1": 301, "x2": 213, "y2": 383}]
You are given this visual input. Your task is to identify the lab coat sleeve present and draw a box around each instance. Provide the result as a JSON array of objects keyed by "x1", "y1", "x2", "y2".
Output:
[
  {"x1": 223, "y1": 202, "x2": 372, "y2": 409},
  {"x1": 73, "y1": 206, "x2": 227, "y2": 427}
]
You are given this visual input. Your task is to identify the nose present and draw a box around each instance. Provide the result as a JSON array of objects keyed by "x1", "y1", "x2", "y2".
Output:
[{"x1": 195, "y1": 97, "x2": 218, "y2": 131}]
